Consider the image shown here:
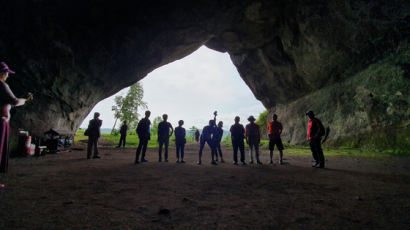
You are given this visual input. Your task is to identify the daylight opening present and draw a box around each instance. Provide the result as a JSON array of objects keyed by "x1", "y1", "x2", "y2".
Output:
[{"x1": 80, "y1": 46, "x2": 265, "y2": 133}]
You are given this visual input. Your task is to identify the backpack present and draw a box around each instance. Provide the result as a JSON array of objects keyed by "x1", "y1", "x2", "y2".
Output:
[{"x1": 316, "y1": 118, "x2": 325, "y2": 137}]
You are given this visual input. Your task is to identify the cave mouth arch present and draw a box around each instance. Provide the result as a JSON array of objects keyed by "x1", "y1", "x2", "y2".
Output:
[{"x1": 81, "y1": 46, "x2": 266, "y2": 131}]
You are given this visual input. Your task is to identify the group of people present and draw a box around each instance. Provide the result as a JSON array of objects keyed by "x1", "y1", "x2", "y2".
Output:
[
  {"x1": 96, "y1": 109, "x2": 325, "y2": 169},
  {"x1": 0, "y1": 60, "x2": 326, "y2": 191}
]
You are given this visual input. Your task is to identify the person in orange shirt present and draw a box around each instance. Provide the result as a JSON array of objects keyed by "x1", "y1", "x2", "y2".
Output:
[{"x1": 267, "y1": 114, "x2": 284, "y2": 165}]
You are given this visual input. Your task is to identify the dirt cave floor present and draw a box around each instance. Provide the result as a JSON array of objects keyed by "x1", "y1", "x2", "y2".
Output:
[{"x1": 1, "y1": 143, "x2": 410, "y2": 230}]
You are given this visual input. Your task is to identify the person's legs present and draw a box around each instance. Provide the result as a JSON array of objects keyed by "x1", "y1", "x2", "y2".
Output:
[
  {"x1": 232, "y1": 141, "x2": 238, "y2": 164},
  {"x1": 207, "y1": 140, "x2": 216, "y2": 162},
  {"x1": 249, "y1": 142, "x2": 254, "y2": 163},
  {"x1": 118, "y1": 135, "x2": 122, "y2": 148},
  {"x1": 87, "y1": 136, "x2": 93, "y2": 159},
  {"x1": 158, "y1": 140, "x2": 163, "y2": 161},
  {"x1": 309, "y1": 140, "x2": 319, "y2": 166},
  {"x1": 217, "y1": 142, "x2": 224, "y2": 162},
  {"x1": 0, "y1": 120, "x2": 9, "y2": 173},
  {"x1": 93, "y1": 137, "x2": 99, "y2": 158},
  {"x1": 313, "y1": 139, "x2": 325, "y2": 167},
  {"x1": 239, "y1": 140, "x2": 245, "y2": 164},
  {"x1": 255, "y1": 144, "x2": 261, "y2": 164},
  {"x1": 198, "y1": 140, "x2": 205, "y2": 164},
  {"x1": 181, "y1": 144, "x2": 185, "y2": 162},
  {"x1": 277, "y1": 138, "x2": 284, "y2": 164},
  {"x1": 269, "y1": 139, "x2": 274, "y2": 163},
  {"x1": 164, "y1": 138, "x2": 169, "y2": 161},
  {"x1": 141, "y1": 139, "x2": 148, "y2": 161},
  {"x1": 176, "y1": 143, "x2": 180, "y2": 161},
  {"x1": 135, "y1": 138, "x2": 143, "y2": 163},
  {"x1": 122, "y1": 135, "x2": 126, "y2": 147}
]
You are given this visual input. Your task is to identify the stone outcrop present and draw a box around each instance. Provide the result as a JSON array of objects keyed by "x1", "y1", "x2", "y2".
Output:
[{"x1": 1, "y1": 0, "x2": 409, "y2": 149}]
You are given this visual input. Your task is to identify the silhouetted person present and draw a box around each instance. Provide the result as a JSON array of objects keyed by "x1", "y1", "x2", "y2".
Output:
[
  {"x1": 194, "y1": 129, "x2": 200, "y2": 142},
  {"x1": 246, "y1": 116, "x2": 261, "y2": 164},
  {"x1": 87, "y1": 112, "x2": 102, "y2": 159},
  {"x1": 158, "y1": 114, "x2": 174, "y2": 162},
  {"x1": 267, "y1": 114, "x2": 284, "y2": 164},
  {"x1": 230, "y1": 116, "x2": 246, "y2": 165},
  {"x1": 117, "y1": 120, "x2": 128, "y2": 148},
  {"x1": 198, "y1": 112, "x2": 217, "y2": 165},
  {"x1": 0, "y1": 62, "x2": 32, "y2": 176},
  {"x1": 214, "y1": 121, "x2": 225, "y2": 163},
  {"x1": 174, "y1": 120, "x2": 186, "y2": 163},
  {"x1": 306, "y1": 110, "x2": 325, "y2": 168},
  {"x1": 135, "y1": 110, "x2": 151, "y2": 164}
]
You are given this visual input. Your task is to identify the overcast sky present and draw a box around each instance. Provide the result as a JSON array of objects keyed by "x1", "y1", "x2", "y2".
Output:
[{"x1": 80, "y1": 46, "x2": 266, "y2": 130}]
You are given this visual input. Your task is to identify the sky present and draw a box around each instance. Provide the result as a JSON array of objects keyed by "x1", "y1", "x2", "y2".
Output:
[{"x1": 80, "y1": 46, "x2": 266, "y2": 130}]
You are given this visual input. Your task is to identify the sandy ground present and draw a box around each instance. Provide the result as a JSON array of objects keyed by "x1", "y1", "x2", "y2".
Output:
[{"x1": 0, "y1": 142, "x2": 410, "y2": 230}]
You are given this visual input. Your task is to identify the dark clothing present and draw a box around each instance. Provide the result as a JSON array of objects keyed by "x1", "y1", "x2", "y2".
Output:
[
  {"x1": 87, "y1": 136, "x2": 99, "y2": 158},
  {"x1": 200, "y1": 125, "x2": 215, "y2": 141},
  {"x1": 213, "y1": 127, "x2": 223, "y2": 160},
  {"x1": 135, "y1": 118, "x2": 151, "y2": 163},
  {"x1": 199, "y1": 139, "x2": 216, "y2": 161},
  {"x1": 118, "y1": 123, "x2": 128, "y2": 147},
  {"x1": 120, "y1": 124, "x2": 128, "y2": 135},
  {"x1": 86, "y1": 118, "x2": 102, "y2": 158},
  {"x1": 158, "y1": 121, "x2": 172, "y2": 161},
  {"x1": 308, "y1": 118, "x2": 324, "y2": 140},
  {"x1": 0, "y1": 81, "x2": 18, "y2": 106},
  {"x1": 245, "y1": 123, "x2": 260, "y2": 140},
  {"x1": 0, "y1": 119, "x2": 10, "y2": 173},
  {"x1": 230, "y1": 123, "x2": 245, "y2": 163},
  {"x1": 232, "y1": 139, "x2": 245, "y2": 163},
  {"x1": 158, "y1": 121, "x2": 173, "y2": 140},
  {"x1": 269, "y1": 137, "x2": 284, "y2": 151},
  {"x1": 135, "y1": 138, "x2": 149, "y2": 163},
  {"x1": 175, "y1": 126, "x2": 186, "y2": 160},
  {"x1": 87, "y1": 118, "x2": 102, "y2": 138},
  {"x1": 176, "y1": 143, "x2": 185, "y2": 160},
  {"x1": 310, "y1": 138, "x2": 325, "y2": 167},
  {"x1": 267, "y1": 121, "x2": 283, "y2": 139},
  {"x1": 230, "y1": 123, "x2": 245, "y2": 142},
  {"x1": 136, "y1": 118, "x2": 151, "y2": 140},
  {"x1": 174, "y1": 127, "x2": 186, "y2": 145},
  {"x1": 159, "y1": 138, "x2": 169, "y2": 161},
  {"x1": 198, "y1": 125, "x2": 217, "y2": 162},
  {"x1": 118, "y1": 135, "x2": 126, "y2": 148}
]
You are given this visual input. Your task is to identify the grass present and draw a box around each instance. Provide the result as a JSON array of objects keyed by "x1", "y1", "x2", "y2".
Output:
[
  {"x1": 75, "y1": 129, "x2": 196, "y2": 148},
  {"x1": 75, "y1": 130, "x2": 408, "y2": 158}
]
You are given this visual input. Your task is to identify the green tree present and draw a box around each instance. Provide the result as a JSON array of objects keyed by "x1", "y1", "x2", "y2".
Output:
[
  {"x1": 150, "y1": 116, "x2": 162, "y2": 136},
  {"x1": 256, "y1": 110, "x2": 268, "y2": 139},
  {"x1": 112, "y1": 82, "x2": 148, "y2": 131}
]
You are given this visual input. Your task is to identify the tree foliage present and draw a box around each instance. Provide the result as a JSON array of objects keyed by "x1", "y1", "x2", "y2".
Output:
[
  {"x1": 150, "y1": 116, "x2": 162, "y2": 136},
  {"x1": 112, "y1": 82, "x2": 148, "y2": 129}
]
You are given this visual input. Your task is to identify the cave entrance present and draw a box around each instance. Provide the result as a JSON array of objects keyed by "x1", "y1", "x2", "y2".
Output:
[{"x1": 80, "y1": 46, "x2": 265, "y2": 133}]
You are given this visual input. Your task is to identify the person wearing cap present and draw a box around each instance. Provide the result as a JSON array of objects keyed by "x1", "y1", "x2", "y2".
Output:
[
  {"x1": 157, "y1": 114, "x2": 174, "y2": 162},
  {"x1": 306, "y1": 110, "x2": 325, "y2": 168},
  {"x1": 0, "y1": 62, "x2": 32, "y2": 176},
  {"x1": 174, "y1": 120, "x2": 186, "y2": 163},
  {"x1": 245, "y1": 116, "x2": 262, "y2": 164},
  {"x1": 117, "y1": 120, "x2": 128, "y2": 148},
  {"x1": 213, "y1": 121, "x2": 225, "y2": 163},
  {"x1": 135, "y1": 110, "x2": 151, "y2": 164},
  {"x1": 86, "y1": 112, "x2": 103, "y2": 159},
  {"x1": 230, "y1": 116, "x2": 246, "y2": 165},
  {"x1": 267, "y1": 114, "x2": 284, "y2": 165}
]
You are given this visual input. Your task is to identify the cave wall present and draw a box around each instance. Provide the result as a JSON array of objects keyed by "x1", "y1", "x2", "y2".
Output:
[{"x1": 0, "y1": 0, "x2": 409, "y2": 148}]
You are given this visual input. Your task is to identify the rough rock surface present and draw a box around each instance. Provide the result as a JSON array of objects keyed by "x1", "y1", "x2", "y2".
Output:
[{"x1": 0, "y1": 0, "x2": 409, "y2": 148}]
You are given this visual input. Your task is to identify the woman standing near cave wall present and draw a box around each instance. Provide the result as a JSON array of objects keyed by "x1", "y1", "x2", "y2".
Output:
[{"x1": 0, "y1": 62, "x2": 32, "y2": 187}]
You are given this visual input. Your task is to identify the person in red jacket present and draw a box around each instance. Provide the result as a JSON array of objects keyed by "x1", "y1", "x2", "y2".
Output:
[
  {"x1": 306, "y1": 110, "x2": 325, "y2": 168},
  {"x1": 267, "y1": 114, "x2": 284, "y2": 165}
]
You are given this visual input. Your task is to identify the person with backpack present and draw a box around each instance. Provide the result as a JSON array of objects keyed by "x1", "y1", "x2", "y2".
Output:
[
  {"x1": 306, "y1": 110, "x2": 325, "y2": 168},
  {"x1": 135, "y1": 110, "x2": 151, "y2": 164}
]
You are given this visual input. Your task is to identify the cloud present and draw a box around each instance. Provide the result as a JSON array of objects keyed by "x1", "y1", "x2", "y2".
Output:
[{"x1": 81, "y1": 46, "x2": 265, "y2": 130}]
